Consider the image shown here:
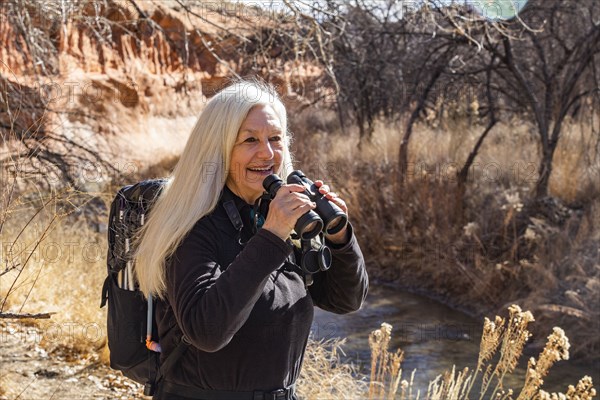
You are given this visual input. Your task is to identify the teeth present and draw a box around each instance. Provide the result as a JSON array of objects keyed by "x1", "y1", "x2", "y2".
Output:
[{"x1": 249, "y1": 167, "x2": 272, "y2": 171}]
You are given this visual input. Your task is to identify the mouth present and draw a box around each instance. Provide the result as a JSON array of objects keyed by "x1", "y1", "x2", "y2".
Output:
[{"x1": 247, "y1": 166, "x2": 274, "y2": 176}]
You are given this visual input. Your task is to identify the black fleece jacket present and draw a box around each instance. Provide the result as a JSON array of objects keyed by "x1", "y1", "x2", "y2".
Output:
[{"x1": 154, "y1": 186, "x2": 368, "y2": 395}]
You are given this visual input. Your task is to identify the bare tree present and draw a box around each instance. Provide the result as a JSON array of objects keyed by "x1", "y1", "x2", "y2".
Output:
[
  {"x1": 430, "y1": 0, "x2": 600, "y2": 198},
  {"x1": 325, "y1": 1, "x2": 407, "y2": 142},
  {"x1": 317, "y1": 0, "x2": 599, "y2": 199}
]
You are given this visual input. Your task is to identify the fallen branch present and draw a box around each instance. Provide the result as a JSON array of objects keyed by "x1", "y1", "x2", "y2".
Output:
[{"x1": 0, "y1": 312, "x2": 56, "y2": 319}]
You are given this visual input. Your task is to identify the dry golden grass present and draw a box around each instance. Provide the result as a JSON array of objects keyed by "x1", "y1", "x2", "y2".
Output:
[
  {"x1": 366, "y1": 306, "x2": 596, "y2": 400},
  {"x1": 0, "y1": 186, "x2": 110, "y2": 356},
  {"x1": 296, "y1": 337, "x2": 368, "y2": 399},
  {"x1": 292, "y1": 109, "x2": 598, "y2": 203}
]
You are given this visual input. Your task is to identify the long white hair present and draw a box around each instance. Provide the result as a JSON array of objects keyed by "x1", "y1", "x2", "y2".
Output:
[{"x1": 134, "y1": 80, "x2": 294, "y2": 298}]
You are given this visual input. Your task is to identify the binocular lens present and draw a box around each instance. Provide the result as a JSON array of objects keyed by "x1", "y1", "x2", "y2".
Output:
[
  {"x1": 324, "y1": 214, "x2": 348, "y2": 235},
  {"x1": 298, "y1": 217, "x2": 323, "y2": 240}
]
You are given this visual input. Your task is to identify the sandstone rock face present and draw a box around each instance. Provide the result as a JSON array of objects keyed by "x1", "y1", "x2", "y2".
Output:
[{"x1": 0, "y1": 1, "x2": 321, "y2": 173}]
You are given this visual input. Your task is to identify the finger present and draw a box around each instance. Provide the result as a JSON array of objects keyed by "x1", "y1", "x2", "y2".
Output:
[
  {"x1": 273, "y1": 184, "x2": 307, "y2": 202},
  {"x1": 284, "y1": 184, "x2": 309, "y2": 193},
  {"x1": 318, "y1": 185, "x2": 330, "y2": 194},
  {"x1": 329, "y1": 197, "x2": 348, "y2": 213},
  {"x1": 329, "y1": 196, "x2": 344, "y2": 205},
  {"x1": 278, "y1": 193, "x2": 313, "y2": 209},
  {"x1": 288, "y1": 192, "x2": 311, "y2": 202},
  {"x1": 294, "y1": 202, "x2": 316, "y2": 215}
]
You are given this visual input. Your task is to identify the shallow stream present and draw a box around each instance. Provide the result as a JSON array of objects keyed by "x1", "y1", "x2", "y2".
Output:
[{"x1": 311, "y1": 283, "x2": 598, "y2": 395}]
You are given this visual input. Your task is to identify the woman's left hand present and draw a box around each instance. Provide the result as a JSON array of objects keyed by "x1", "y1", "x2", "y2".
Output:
[{"x1": 314, "y1": 180, "x2": 350, "y2": 244}]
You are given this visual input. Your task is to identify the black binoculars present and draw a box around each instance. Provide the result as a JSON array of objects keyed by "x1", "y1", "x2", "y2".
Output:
[{"x1": 262, "y1": 170, "x2": 348, "y2": 240}]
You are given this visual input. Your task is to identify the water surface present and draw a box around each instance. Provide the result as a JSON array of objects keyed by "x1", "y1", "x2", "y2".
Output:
[{"x1": 311, "y1": 284, "x2": 598, "y2": 395}]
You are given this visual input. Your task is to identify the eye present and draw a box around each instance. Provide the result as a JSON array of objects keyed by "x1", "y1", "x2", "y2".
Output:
[
  {"x1": 243, "y1": 137, "x2": 258, "y2": 143},
  {"x1": 269, "y1": 135, "x2": 282, "y2": 142}
]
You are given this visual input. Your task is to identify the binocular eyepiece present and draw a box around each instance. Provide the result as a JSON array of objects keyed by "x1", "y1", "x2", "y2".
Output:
[{"x1": 262, "y1": 170, "x2": 348, "y2": 240}]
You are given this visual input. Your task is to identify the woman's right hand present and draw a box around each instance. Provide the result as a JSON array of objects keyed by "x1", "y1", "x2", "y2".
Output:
[{"x1": 262, "y1": 184, "x2": 316, "y2": 241}]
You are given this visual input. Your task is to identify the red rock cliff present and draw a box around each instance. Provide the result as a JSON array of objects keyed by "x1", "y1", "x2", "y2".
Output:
[{"x1": 0, "y1": 1, "x2": 321, "y2": 168}]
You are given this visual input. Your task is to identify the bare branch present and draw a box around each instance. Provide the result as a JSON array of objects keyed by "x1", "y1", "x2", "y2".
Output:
[{"x1": 0, "y1": 312, "x2": 56, "y2": 319}]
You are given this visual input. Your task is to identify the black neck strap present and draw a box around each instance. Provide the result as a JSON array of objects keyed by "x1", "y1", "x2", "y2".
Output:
[
  {"x1": 223, "y1": 200, "x2": 243, "y2": 232},
  {"x1": 220, "y1": 186, "x2": 245, "y2": 232},
  {"x1": 252, "y1": 193, "x2": 271, "y2": 234}
]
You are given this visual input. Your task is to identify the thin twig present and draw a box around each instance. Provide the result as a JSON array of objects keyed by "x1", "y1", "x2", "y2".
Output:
[{"x1": 18, "y1": 260, "x2": 45, "y2": 313}]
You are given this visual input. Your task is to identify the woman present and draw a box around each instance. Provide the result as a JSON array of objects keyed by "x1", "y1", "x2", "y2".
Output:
[{"x1": 134, "y1": 80, "x2": 368, "y2": 400}]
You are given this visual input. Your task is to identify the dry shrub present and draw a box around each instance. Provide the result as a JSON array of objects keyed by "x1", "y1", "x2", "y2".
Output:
[
  {"x1": 512, "y1": 195, "x2": 600, "y2": 362},
  {"x1": 549, "y1": 117, "x2": 600, "y2": 204},
  {"x1": 289, "y1": 108, "x2": 342, "y2": 138}
]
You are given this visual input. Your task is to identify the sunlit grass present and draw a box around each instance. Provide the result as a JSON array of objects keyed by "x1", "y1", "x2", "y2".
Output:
[
  {"x1": 366, "y1": 306, "x2": 596, "y2": 400},
  {"x1": 0, "y1": 187, "x2": 110, "y2": 355}
]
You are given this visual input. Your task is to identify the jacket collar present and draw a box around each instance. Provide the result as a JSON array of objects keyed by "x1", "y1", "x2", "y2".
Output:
[{"x1": 221, "y1": 185, "x2": 253, "y2": 211}]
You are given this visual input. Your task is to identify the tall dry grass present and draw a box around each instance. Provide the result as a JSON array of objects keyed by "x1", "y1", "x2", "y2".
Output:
[
  {"x1": 296, "y1": 337, "x2": 369, "y2": 399},
  {"x1": 366, "y1": 306, "x2": 596, "y2": 400},
  {"x1": 0, "y1": 184, "x2": 110, "y2": 356}
]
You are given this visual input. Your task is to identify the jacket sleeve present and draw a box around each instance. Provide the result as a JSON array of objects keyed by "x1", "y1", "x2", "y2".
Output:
[
  {"x1": 308, "y1": 224, "x2": 369, "y2": 314},
  {"x1": 167, "y1": 220, "x2": 292, "y2": 353}
]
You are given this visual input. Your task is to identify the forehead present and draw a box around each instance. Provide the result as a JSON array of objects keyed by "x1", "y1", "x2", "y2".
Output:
[{"x1": 239, "y1": 105, "x2": 283, "y2": 132}]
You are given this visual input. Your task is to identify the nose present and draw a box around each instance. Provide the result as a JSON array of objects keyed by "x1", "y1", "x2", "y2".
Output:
[{"x1": 257, "y1": 140, "x2": 274, "y2": 159}]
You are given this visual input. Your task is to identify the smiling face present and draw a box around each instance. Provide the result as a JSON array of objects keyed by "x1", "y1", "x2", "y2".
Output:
[{"x1": 226, "y1": 105, "x2": 285, "y2": 204}]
